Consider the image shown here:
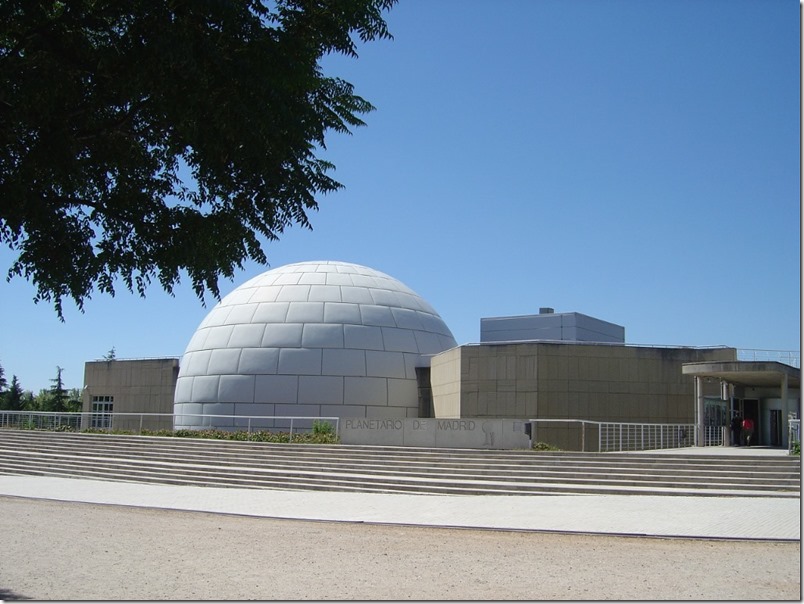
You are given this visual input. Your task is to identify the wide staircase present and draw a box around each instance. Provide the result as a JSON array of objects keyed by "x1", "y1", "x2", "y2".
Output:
[{"x1": 0, "y1": 430, "x2": 799, "y2": 498}]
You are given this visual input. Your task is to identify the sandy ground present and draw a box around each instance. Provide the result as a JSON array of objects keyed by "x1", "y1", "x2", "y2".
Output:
[{"x1": 0, "y1": 496, "x2": 799, "y2": 601}]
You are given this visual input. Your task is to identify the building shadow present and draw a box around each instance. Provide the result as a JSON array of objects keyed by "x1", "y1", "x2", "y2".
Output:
[{"x1": 0, "y1": 587, "x2": 33, "y2": 600}]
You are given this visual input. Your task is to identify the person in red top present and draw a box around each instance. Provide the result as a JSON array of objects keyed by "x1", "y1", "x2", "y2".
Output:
[{"x1": 741, "y1": 417, "x2": 755, "y2": 446}]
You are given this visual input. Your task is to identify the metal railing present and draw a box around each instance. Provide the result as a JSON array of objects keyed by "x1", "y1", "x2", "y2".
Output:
[
  {"x1": 598, "y1": 422, "x2": 697, "y2": 452},
  {"x1": 737, "y1": 349, "x2": 800, "y2": 368},
  {"x1": 789, "y1": 419, "x2": 800, "y2": 453},
  {"x1": 529, "y1": 419, "x2": 700, "y2": 452},
  {"x1": 701, "y1": 425, "x2": 725, "y2": 447},
  {"x1": 0, "y1": 410, "x2": 340, "y2": 441}
]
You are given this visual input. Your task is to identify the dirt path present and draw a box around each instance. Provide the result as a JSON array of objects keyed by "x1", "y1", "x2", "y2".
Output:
[{"x1": 0, "y1": 496, "x2": 799, "y2": 600}]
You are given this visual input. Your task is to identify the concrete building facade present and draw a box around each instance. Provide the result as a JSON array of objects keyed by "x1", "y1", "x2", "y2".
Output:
[
  {"x1": 82, "y1": 358, "x2": 178, "y2": 431},
  {"x1": 428, "y1": 342, "x2": 738, "y2": 449}
]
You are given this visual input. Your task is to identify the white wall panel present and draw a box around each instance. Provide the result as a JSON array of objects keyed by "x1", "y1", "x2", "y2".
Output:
[
  {"x1": 218, "y1": 375, "x2": 255, "y2": 403},
  {"x1": 366, "y1": 351, "x2": 406, "y2": 379},
  {"x1": 322, "y1": 349, "x2": 366, "y2": 376},
  {"x1": 252, "y1": 302, "x2": 290, "y2": 323},
  {"x1": 359, "y1": 304, "x2": 395, "y2": 327},
  {"x1": 238, "y1": 348, "x2": 280, "y2": 374},
  {"x1": 262, "y1": 323, "x2": 303, "y2": 348},
  {"x1": 202, "y1": 325, "x2": 235, "y2": 349},
  {"x1": 298, "y1": 376, "x2": 344, "y2": 405},
  {"x1": 254, "y1": 375, "x2": 298, "y2": 403},
  {"x1": 278, "y1": 348, "x2": 322, "y2": 375},
  {"x1": 324, "y1": 302, "x2": 362, "y2": 325},
  {"x1": 340, "y1": 286, "x2": 374, "y2": 304},
  {"x1": 308, "y1": 284, "x2": 342, "y2": 302},
  {"x1": 228, "y1": 323, "x2": 265, "y2": 349},
  {"x1": 184, "y1": 350, "x2": 212, "y2": 376},
  {"x1": 345, "y1": 376, "x2": 387, "y2": 406},
  {"x1": 381, "y1": 327, "x2": 419, "y2": 353},
  {"x1": 207, "y1": 348, "x2": 242, "y2": 375},
  {"x1": 302, "y1": 323, "x2": 344, "y2": 348},
  {"x1": 343, "y1": 325, "x2": 384, "y2": 351},
  {"x1": 190, "y1": 375, "x2": 220, "y2": 403},
  {"x1": 286, "y1": 301, "x2": 325, "y2": 323}
]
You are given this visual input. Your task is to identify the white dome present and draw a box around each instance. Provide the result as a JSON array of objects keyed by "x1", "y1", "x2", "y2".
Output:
[{"x1": 174, "y1": 261, "x2": 457, "y2": 427}]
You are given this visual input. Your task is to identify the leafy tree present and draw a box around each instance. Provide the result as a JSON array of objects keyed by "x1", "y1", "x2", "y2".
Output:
[
  {"x1": 0, "y1": 0, "x2": 396, "y2": 318},
  {"x1": 2, "y1": 375, "x2": 23, "y2": 411},
  {"x1": 103, "y1": 346, "x2": 116, "y2": 361},
  {"x1": 0, "y1": 361, "x2": 7, "y2": 393},
  {"x1": 20, "y1": 390, "x2": 36, "y2": 411},
  {"x1": 66, "y1": 387, "x2": 82, "y2": 412},
  {"x1": 48, "y1": 366, "x2": 68, "y2": 412}
]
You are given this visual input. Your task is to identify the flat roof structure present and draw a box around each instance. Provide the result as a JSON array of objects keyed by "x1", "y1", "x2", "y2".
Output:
[{"x1": 682, "y1": 361, "x2": 800, "y2": 389}]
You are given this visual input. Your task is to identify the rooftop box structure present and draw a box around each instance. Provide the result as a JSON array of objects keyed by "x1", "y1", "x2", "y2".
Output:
[{"x1": 480, "y1": 310, "x2": 625, "y2": 344}]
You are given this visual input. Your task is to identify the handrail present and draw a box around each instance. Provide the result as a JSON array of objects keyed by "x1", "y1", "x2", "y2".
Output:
[
  {"x1": 736, "y1": 349, "x2": 800, "y2": 368},
  {"x1": 0, "y1": 410, "x2": 340, "y2": 440},
  {"x1": 789, "y1": 419, "x2": 800, "y2": 453},
  {"x1": 527, "y1": 418, "x2": 698, "y2": 452}
]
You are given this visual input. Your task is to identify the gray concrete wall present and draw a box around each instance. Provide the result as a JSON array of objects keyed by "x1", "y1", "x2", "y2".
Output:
[
  {"x1": 429, "y1": 347, "x2": 463, "y2": 418},
  {"x1": 82, "y1": 359, "x2": 178, "y2": 430},
  {"x1": 339, "y1": 417, "x2": 531, "y2": 449},
  {"x1": 431, "y1": 342, "x2": 736, "y2": 425}
]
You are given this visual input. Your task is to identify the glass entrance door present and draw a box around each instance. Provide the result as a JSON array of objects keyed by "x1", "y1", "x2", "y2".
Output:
[{"x1": 769, "y1": 409, "x2": 782, "y2": 446}]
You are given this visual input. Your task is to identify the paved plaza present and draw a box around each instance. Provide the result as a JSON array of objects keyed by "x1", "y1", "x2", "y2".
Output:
[
  {"x1": 0, "y1": 446, "x2": 799, "y2": 600},
  {"x1": 0, "y1": 446, "x2": 799, "y2": 541}
]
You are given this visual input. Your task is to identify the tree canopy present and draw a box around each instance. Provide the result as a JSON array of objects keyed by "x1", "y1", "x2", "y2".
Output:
[{"x1": 0, "y1": 0, "x2": 395, "y2": 317}]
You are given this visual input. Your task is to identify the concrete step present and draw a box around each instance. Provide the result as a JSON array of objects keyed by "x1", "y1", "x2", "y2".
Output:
[
  {"x1": 1, "y1": 430, "x2": 798, "y2": 472},
  {"x1": 4, "y1": 429, "x2": 798, "y2": 461},
  {"x1": 0, "y1": 453, "x2": 797, "y2": 495},
  {"x1": 0, "y1": 446, "x2": 798, "y2": 490},
  {"x1": 0, "y1": 458, "x2": 796, "y2": 498},
  {"x1": 1, "y1": 430, "x2": 799, "y2": 471},
  {"x1": 0, "y1": 430, "x2": 798, "y2": 497}
]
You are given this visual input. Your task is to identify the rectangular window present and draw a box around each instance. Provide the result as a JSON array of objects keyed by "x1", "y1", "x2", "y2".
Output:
[{"x1": 91, "y1": 396, "x2": 114, "y2": 429}]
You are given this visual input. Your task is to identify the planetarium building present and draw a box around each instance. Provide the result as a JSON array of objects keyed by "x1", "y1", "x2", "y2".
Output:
[
  {"x1": 173, "y1": 261, "x2": 458, "y2": 428},
  {"x1": 80, "y1": 260, "x2": 799, "y2": 449}
]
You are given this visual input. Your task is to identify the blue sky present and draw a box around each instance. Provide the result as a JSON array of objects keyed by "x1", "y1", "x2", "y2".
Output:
[{"x1": 1, "y1": 0, "x2": 800, "y2": 392}]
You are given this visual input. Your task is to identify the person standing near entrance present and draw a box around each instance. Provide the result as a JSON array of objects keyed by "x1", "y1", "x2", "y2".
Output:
[
  {"x1": 741, "y1": 417, "x2": 755, "y2": 446},
  {"x1": 731, "y1": 414, "x2": 742, "y2": 446}
]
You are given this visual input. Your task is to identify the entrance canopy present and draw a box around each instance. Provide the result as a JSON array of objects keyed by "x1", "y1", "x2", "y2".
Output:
[
  {"x1": 682, "y1": 361, "x2": 800, "y2": 447},
  {"x1": 682, "y1": 361, "x2": 800, "y2": 389}
]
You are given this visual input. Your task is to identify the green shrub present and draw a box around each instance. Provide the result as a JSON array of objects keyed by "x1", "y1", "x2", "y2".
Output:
[
  {"x1": 166, "y1": 427, "x2": 338, "y2": 444},
  {"x1": 312, "y1": 420, "x2": 334, "y2": 436},
  {"x1": 532, "y1": 441, "x2": 561, "y2": 451},
  {"x1": 791, "y1": 441, "x2": 800, "y2": 456},
  {"x1": 140, "y1": 429, "x2": 175, "y2": 437}
]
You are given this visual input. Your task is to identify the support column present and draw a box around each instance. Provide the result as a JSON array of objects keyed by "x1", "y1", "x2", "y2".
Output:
[
  {"x1": 695, "y1": 376, "x2": 705, "y2": 446},
  {"x1": 781, "y1": 372, "x2": 789, "y2": 447}
]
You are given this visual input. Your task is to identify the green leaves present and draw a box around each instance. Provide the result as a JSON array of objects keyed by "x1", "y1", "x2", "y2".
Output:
[{"x1": 0, "y1": 0, "x2": 396, "y2": 318}]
